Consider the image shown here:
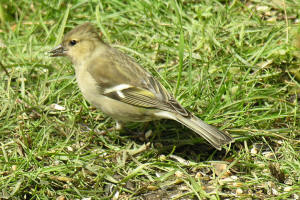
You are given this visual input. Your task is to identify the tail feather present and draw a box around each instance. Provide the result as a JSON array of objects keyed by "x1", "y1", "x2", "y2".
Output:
[
  {"x1": 155, "y1": 111, "x2": 233, "y2": 150},
  {"x1": 175, "y1": 114, "x2": 233, "y2": 150}
]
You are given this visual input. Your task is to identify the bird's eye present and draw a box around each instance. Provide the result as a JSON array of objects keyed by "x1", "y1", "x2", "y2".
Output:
[{"x1": 69, "y1": 40, "x2": 77, "y2": 46}]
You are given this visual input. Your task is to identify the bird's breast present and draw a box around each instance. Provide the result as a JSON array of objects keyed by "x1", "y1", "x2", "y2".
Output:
[{"x1": 75, "y1": 65, "x2": 103, "y2": 107}]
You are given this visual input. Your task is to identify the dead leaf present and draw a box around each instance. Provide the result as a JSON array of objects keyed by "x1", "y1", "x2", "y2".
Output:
[
  {"x1": 50, "y1": 176, "x2": 73, "y2": 183},
  {"x1": 212, "y1": 163, "x2": 231, "y2": 178},
  {"x1": 269, "y1": 163, "x2": 285, "y2": 183},
  {"x1": 147, "y1": 185, "x2": 159, "y2": 191},
  {"x1": 56, "y1": 196, "x2": 66, "y2": 200},
  {"x1": 169, "y1": 155, "x2": 193, "y2": 165}
]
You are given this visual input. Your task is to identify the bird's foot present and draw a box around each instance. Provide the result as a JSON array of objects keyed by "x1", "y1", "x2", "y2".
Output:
[{"x1": 95, "y1": 121, "x2": 123, "y2": 135}]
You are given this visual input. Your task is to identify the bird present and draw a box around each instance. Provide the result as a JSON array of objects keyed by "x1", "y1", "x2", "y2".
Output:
[{"x1": 49, "y1": 22, "x2": 233, "y2": 150}]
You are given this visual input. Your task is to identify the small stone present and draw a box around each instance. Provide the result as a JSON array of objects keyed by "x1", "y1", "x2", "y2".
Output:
[
  {"x1": 256, "y1": 5, "x2": 270, "y2": 12},
  {"x1": 11, "y1": 165, "x2": 17, "y2": 171},
  {"x1": 272, "y1": 188, "x2": 279, "y2": 195},
  {"x1": 50, "y1": 104, "x2": 66, "y2": 111},
  {"x1": 67, "y1": 146, "x2": 73, "y2": 152},
  {"x1": 159, "y1": 155, "x2": 166, "y2": 161},
  {"x1": 250, "y1": 146, "x2": 258, "y2": 155},
  {"x1": 292, "y1": 193, "x2": 299, "y2": 199},
  {"x1": 283, "y1": 186, "x2": 292, "y2": 192},
  {"x1": 175, "y1": 171, "x2": 184, "y2": 178},
  {"x1": 112, "y1": 191, "x2": 119, "y2": 200},
  {"x1": 236, "y1": 188, "x2": 243, "y2": 195},
  {"x1": 195, "y1": 172, "x2": 202, "y2": 179}
]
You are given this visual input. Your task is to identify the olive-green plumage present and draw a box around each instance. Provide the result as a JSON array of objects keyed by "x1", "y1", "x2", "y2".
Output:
[{"x1": 50, "y1": 22, "x2": 233, "y2": 150}]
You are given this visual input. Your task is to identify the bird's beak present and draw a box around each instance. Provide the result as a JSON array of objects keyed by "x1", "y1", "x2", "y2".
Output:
[{"x1": 49, "y1": 44, "x2": 66, "y2": 57}]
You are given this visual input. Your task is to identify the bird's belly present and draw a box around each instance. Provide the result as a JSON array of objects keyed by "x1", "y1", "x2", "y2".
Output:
[
  {"x1": 95, "y1": 96, "x2": 155, "y2": 122},
  {"x1": 76, "y1": 70, "x2": 154, "y2": 122}
]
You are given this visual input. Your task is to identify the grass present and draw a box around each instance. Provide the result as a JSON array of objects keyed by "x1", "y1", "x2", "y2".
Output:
[{"x1": 0, "y1": 0, "x2": 300, "y2": 199}]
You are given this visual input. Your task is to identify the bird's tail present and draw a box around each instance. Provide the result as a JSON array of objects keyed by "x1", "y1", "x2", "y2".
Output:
[{"x1": 173, "y1": 114, "x2": 233, "y2": 150}]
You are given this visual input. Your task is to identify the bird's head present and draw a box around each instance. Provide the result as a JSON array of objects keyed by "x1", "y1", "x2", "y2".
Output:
[{"x1": 49, "y1": 23, "x2": 102, "y2": 64}]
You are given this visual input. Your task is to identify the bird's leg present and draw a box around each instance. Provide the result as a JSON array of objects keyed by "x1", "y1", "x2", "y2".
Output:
[
  {"x1": 115, "y1": 121, "x2": 123, "y2": 131},
  {"x1": 95, "y1": 120, "x2": 123, "y2": 135},
  {"x1": 127, "y1": 122, "x2": 152, "y2": 141}
]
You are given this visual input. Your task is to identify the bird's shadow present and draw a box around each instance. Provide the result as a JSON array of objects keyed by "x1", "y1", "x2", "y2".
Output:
[{"x1": 118, "y1": 119, "x2": 231, "y2": 162}]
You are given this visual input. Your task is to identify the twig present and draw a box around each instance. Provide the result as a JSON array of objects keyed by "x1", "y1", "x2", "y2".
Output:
[{"x1": 0, "y1": 61, "x2": 9, "y2": 76}]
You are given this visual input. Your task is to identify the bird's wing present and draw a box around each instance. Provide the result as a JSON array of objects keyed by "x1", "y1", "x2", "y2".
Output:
[{"x1": 87, "y1": 47, "x2": 189, "y2": 116}]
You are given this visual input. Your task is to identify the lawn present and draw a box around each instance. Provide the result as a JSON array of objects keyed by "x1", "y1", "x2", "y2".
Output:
[{"x1": 0, "y1": 0, "x2": 299, "y2": 199}]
